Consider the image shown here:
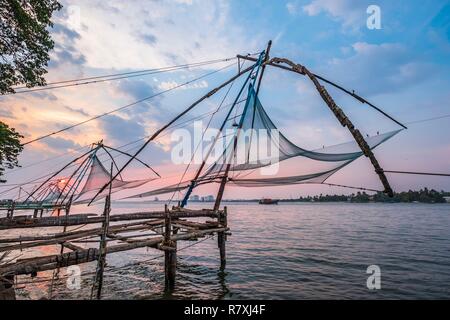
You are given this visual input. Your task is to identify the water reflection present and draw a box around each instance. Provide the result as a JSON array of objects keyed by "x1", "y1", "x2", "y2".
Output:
[{"x1": 8, "y1": 202, "x2": 450, "y2": 299}]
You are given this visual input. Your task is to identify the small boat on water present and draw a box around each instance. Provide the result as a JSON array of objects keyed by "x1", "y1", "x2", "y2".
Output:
[{"x1": 259, "y1": 198, "x2": 279, "y2": 205}]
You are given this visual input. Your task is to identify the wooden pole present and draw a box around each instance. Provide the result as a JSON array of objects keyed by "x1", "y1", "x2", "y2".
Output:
[
  {"x1": 164, "y1": 204, "x2": 176, "y2": 290},
  {"x1": 60, "y1": 195, "x2": 73, "y2": 254},
  {"x1": 180, "y1": 58, "x2": 261, "y2": 207},
  {"x1": 0, "y1": 227, "x2": 228, "y2": 276},
  {"x1": 6, "y1": 202, "x2": 15, "y2": 219},
  {"x1": 218, "y1": 206, "x2": 227, "y2": 269},
  {"x1": 0, "y1": 209, "x2": 219, "y2": 230},
  {"x1": 0, "y1": 275, "x2": 15, "y2": 300},
  {"x1": 237, "y1": 54, "x2": 407, "y2": 129},
  {"x1": 0, "y1": 220, "x2": 165, "y2": 249},
  {"x1": 92, "y1": 163, "x2": 113, "y2": 300},
  {"x1": 213, "y1": 45, "x2": 270, "y2": 211},
  {"x1": 91, "y1": 194, "x2": 111, "y2": 299}
]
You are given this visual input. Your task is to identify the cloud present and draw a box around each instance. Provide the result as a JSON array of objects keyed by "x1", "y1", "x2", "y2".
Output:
[
  {"x1": 64, "y1": 106, "x2": 90, "y2": 117},
  {"x1": 43, "y1": 136, "x2": 82, "y2": 151},
  {"x1": 157, "y1": 80, "x2": 208, "y2": 91},
  {"x1": 286, "y1": 2, "x2": 299, "y2": 15},
  {"x1": 49, "y1": 42, "x2": 87, "y2": 68},
  {"x1": 49, "y1": 17, "x2": 87, "y2": 68},
  {"x1": 55, "y1": 0, "x2": 257, "y2": 70},
  {"x1": 52, "y1": 22, "x2": 81, "y2": 40},
  {"x1": 0, "y1": 108, "x2": 15, "y2": 119},
  {"x1": 139, "y1": 33, "x2": 157, "y2": 45},
  {"x1": 302, "y1": 0, "x2": 369, "y2": 29},
  {"x1": 117, "y1": 79, "x2": 156, "y2": 101},
  {"x1": 29, "y1": 92, "x2": 58, "y2": 101},
  {"x1": 100, "y1": 114, "x2": 146, "y2": 144},
  {"x1": 113, "y1": 79, "x2": 163, "y2": 119},
  {"x1": 174, "y1": 0, "x2": 193, "y2": 5},
  {"x1": 320, "y1": 42, "x2": 438, "y2": 96}
]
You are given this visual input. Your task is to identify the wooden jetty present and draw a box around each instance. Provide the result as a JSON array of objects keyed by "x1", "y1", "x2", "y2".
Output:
[{"x1": 0, "y1": 199, "x2": 229, "y2": 299}]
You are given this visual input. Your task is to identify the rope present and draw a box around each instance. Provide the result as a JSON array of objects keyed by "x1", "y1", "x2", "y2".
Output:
[
  {"x1": 8, "y1": 58, "x2": 236, "y2": 94},
  {"x1": 405, "y1": 113, "x2": 450, "y2": 125},
  {"x1": 383, "y1": 170, "x2": 450, "y2": 177},
  {"x1": 21, "y1": 63, "x2": 236, "y2": 146},
  {"x1": 320, "y1": 182, "x2": 382, "y2": 192}
]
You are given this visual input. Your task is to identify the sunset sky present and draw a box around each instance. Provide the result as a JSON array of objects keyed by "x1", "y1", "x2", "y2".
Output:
[{"x1": 1, "y1": 0, "x2": 449, "y2": 200}]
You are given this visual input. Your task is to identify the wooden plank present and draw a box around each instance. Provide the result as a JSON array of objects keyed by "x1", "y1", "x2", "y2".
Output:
[
  {"x1": 62, "y1": 242, "x2": 84, "y2": 251},
  {"x1": 0, "y1": 209, "x2": 219, "y2": 230},
  {"x1": 0, "y1": 227, "x2": 229, "y2": 276},
  {"x1": 0, "y1": 220, "x2": 165, "y2": 252}
]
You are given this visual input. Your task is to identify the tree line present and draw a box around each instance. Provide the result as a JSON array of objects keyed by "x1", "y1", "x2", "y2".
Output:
[{"x1": 284, "y1": 188, "x2": 449, "y2": 203}]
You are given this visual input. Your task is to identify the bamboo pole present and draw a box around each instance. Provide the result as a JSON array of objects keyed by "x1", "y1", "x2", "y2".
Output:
[
  {"x1": 91, "y1": 194, "x2": 111, "y2": 299},
  {"x1": 0, "y1": 275, "x2": 15, "y2": 300},
  {"x1": 218, "y1": 206, "x2": 227, "y2": 269},
  {"x1": 213, "y1": 49, "x2": 268, "y2": 211},
  {"x1": 0, "y1": 220, "x2": 164, "y2": 247},
  {"x1": 0, "y1": 209, "x2": 219, "y2": 230},
  {"x1": 164, "y1": 204, "x2": 176, "y2": 290},
  {"x1": 0, "y1": 227, "x2": 229, "y2": 276},
  {"x1": 237, "y1": 54, "x2": 407, "y2": 129}
]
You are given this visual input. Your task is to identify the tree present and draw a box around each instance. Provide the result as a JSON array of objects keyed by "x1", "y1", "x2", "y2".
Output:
[
  {"x1": 0, "y1": 121, "x2": 23, "y2": 183},
  {"x1": 0, "y1": 0, "x2": 62, "y2": 94}
]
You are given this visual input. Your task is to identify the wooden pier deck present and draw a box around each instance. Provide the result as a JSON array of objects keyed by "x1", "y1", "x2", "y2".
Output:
[{"x1": 0, "y1": 199, "x2": 229, "y2": 299}]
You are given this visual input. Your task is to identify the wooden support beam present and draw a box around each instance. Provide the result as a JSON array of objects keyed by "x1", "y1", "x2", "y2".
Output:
[
  {"x1": 0, "y1": 220, "x2": 166, "y2": 252},
  {"x1": 0, "y1": 227, "x2": 228, "y2": 276},
  {"x1": 0, "y1": 275, "x2": 15, "y2": 300},
  {"x1": 237, "y1": 54, "x2": 305, "y2": 75},
  {"x1": 61, "y1": 242, "x2": 84, "y2": 252},
  {"x1": 6, "y1": 202, "x2": 15, "y2": 219},
  {"x1": 0, "y1": 209, "x2": 219, "y2": 230},
  {"x1": 218, "y1": 206, "x2": 228, "y2": 270},
  {"x1": 0, "y1": 219, "x2": 164, "y2": 244},
  {"x1": 164, "y1": 204, "x2": 176, "y2": 290},
  {"x1": 91, "y1": 194, "x2": 111, "y2": 300}
]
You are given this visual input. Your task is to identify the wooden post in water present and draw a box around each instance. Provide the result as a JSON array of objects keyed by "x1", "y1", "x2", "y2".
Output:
[
  {"x1": 94, "y1": 194, "x2": 111, "y2": 299},
  {"x1": 6, "y1": 202, "x2": 15, "y2": 219},
  {"x1": 91, "y1": 165, "x2": 112, "y2": 300},
  {"x1": 164, "y1": 204, "x2": 176, "y2": 290},
  {"x1": 218, "y1": 206, "x2": 227, "y2": 269},
  {"x1": 60, "y1": 196, "x2": 73, "y2": 255},
  {"x1": 0, "y1": 275, "x2": 15, "y2": 300}
]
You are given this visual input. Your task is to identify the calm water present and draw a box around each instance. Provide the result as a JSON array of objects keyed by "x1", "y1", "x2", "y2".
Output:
[{"x1": 7, "y1": 202, "x2": 450, "y2": 299}]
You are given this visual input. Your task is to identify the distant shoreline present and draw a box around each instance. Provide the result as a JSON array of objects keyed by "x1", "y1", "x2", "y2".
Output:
[
  {"x1": 115, "y1": 189, "x2": 450, "y2": 205},
  {"x1": 116, "y1": 199, "x2": 450, "y2": 205}
]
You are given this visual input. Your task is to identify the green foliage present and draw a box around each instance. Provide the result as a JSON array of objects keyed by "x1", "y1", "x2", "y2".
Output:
[
  {"x1": 373, "y1": 188, "x2": 447, "y2": 203},
  {"x1": 0, "y1": 121, "x2": 23, "y2": 183},
  {"x1": 285, "y1": 189, "x2": 448, "y2": 204},
  {"x1": 0, "y1": 0, "x2": 62, "y2": 94}
]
